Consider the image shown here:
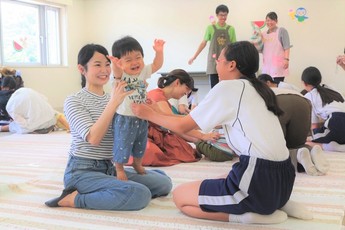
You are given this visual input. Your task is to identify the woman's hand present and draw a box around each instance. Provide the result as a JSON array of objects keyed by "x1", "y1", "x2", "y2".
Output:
[
  {"x1": 110, "y1": 81, "x2": 133, "y2": 107},
  {"x1": 283, "y1": 59, "x2": 289, "y2": 69},
  {"x1": 336, "y1": 55, "x2": 345, "y2": 70}
]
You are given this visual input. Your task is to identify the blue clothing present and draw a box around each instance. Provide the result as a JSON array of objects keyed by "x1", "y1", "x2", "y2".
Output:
[
  {"x1": 64, "y1": 156, "x2": 171, "y2": 210},
  {"x1": 113, "y1": 113, "x2": 148, "y2": 163},
  {"x1": 199, "y1": 155, "x2": 295, "y2": 215},
  {"x1": 62, "y1": 88, "x2": 172, "y2": 210},
  {"x1": 312, "y1": 112, "x2": 345, "y2": 144}
]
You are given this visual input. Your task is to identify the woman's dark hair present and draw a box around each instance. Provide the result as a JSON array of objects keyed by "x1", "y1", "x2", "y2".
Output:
[
  {"x1": 266, "y1": 12, "x2": 278, "y2": 21},
  {"x1": 301, "y1": 66, "x2": 344, "y2": 106},
  {"x1": 1, "y1": 76, "x2": 16, "y2": 90},
  {"x1": 14, "y1": 75, "x2": 24, "y2": 90},
  {"x1": 257, "y1": 73, "x2": 275, "y2": 83},
  {"x1": 78, "y1": 44, "x2": 110, "y2": 88},
  {"x1": 224, "y1": 41, "x2": 283, "y2": 116},
  {"x1": 157, "y1": 69, "x2": 194, "y2": 90},
  {"x1": 216, "y1": 4, "x2": 229, "y2": 14},
  {"x1": 112, "y1": 36, "x2": 144, "y2": 59}
]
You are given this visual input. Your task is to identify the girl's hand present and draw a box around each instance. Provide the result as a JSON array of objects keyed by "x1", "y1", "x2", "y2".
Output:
[
  {"x1": 131, "y1": 103, "x2": 154, "y2": 120},
  {"x1": 201, "y1": 132, "x2": 221, "y2": 141}
]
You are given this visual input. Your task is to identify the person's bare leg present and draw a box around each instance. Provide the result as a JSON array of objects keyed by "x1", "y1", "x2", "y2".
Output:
[
  {"x1": 132, "y1": 157, "x2": 146, "y2": 175},
  {"x1": 58, "y1": 191, "x2": 78, "y2": 207},
  {"x1": 173, "y1": 181, "x2": 287, "y2": 224},
  {"x1": 115, "y1": 162, "x2": 128, "y2": 181},
  {"x1": 173, "y1": 181, "x2": 229, "y2": 221},
  {"x1": 0, "y1": 125, "x2": 9, "y2": 132}
]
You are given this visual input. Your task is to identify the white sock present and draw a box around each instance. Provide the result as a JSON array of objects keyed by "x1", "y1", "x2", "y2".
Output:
[
  {"x1": 297, "y1": 147, "x2": 320, "y2": 176},
  {"x1": 229, "y1": 210, "x2": 288, "y2": 224},
  {"x1": 310, "y1": 145, "x2": 329, "y2": 174},
  {"x1": 322, "y1": 141, "x2": 345, "y2": 152},
  {"x1": 280, "y1": 200, "x2": 313, "y2": 220}
]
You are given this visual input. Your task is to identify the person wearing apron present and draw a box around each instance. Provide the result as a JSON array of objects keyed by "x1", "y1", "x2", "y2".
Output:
[
  {"x1": 262, "y1": 12, "x2": 292, "y2": 83},
  {"x1": 188, "y1": 4, "x2": 236, "y2": 88}
]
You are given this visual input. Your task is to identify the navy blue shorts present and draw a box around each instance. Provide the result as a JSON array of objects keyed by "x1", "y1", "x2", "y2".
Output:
[
  {"x1": 199, "y1": 155, "x2": 295, "y2": 215},
  {"x1": 313, "y1": 112, "x2": 345, "y2": 144}
]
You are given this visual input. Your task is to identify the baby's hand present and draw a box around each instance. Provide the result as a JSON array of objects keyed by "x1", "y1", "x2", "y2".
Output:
[{"x1": 153, "y1": 39, "x2": 165, "y2": 52}]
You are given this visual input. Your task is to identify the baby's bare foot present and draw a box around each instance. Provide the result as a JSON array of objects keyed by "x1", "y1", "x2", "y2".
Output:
[
  {"x1": 117, "y1": 170, "x2": 128, "y2": 181},
  {"x1": 133, "y1": 164, "x2": 146, "y2": 175}
]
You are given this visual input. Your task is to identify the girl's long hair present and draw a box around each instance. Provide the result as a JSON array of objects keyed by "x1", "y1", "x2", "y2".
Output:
[
  {"x1": 224, "y1": 41, "x2": 283, "y2": 116},
  {"x1": 302, "y1": 66, "x2": 344, "y2": 106}
]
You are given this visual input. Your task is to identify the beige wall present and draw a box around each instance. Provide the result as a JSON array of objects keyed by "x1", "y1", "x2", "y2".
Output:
[{"x1": 14, "y1": 0, "x2": 345, "y2": 109}]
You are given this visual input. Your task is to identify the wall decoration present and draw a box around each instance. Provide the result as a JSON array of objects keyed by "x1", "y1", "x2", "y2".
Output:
[
  {"x1": 209, "y1": 15, "x2": 216, "y2": 25},
  {"x1": 12, "y1": 37, "x2": 27, "y2": 52},
  {"x1": 289, "y1": 7, "x2": 308, "y2": 22},
  {"x1": 252, "y1": 21, "x2": 266, "y2": 29}
]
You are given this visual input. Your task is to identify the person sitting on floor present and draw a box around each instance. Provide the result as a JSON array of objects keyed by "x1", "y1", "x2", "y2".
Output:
[
  {"x1": 135, "y1": 69, "x2": 220, "y2": 167},
  {"x1": 0, "y1": 88, "x2": 57, "y2": 134},
  {"x1": 45, "y1": 43, "x2": 172, "y2": 210},
  {"x1": 258, "y1": 73, "x2": 301, "y2": 92},
  {"x1": 0, "y1": 76, "x2": 17, "y2": 122},
  {"x1": 302, "y1": 66, "x2": 345, "y2": 152},
  {"x1": 132, "y1": 41, "x2": 313, "y2": 224},
  {"x1": 273, "y1": 88, "x2": 329, "y2": 176}
]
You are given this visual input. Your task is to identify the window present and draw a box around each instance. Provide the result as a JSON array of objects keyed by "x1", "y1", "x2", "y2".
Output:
[{"x1": 0, "y1": 0, "x2": 67, "y2": 66}]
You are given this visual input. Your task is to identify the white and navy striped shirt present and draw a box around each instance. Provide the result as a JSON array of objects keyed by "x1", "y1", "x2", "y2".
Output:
[{"x1": 64, "y1": 88, "x2": 113, "y2": 160}]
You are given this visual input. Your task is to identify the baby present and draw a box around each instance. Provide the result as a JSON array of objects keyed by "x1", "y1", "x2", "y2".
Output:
[{"x1": 109, "y1": 36, "x2": 164, "y2": 180}]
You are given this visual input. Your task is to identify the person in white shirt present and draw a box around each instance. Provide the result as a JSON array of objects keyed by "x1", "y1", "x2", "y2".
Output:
[
  {"x1": 258, "y1": 73, "x2": 301, "y2": 92},
  {"x1": 302, "y1": 66, "x2": 345, "y2": 152},
  {"x1": 132, "y1": 41, "x2": 312, "y2": 224}
]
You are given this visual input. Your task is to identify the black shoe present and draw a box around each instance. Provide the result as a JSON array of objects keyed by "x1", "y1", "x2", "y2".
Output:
[{"x1": 45, "y1": 189, "x2": 75, "y2": 207}]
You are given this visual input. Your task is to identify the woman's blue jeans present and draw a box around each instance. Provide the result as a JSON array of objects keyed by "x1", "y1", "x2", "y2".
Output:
[{"x1": 63, "y1": 156, "x2": 172, "y2": 210}]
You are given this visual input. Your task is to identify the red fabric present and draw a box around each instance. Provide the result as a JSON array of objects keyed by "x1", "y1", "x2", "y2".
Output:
[
  {"x1": 128, "y1": 88, "x2": 199, "y2": 166},
  {"x1": 128, "y1": 125, "x2": 200, "y2": 166}
]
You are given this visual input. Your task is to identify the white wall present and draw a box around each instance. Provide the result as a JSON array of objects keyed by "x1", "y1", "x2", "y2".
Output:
[{"x1": 14, "y1": 0, "x2": 345, "y2": 109}]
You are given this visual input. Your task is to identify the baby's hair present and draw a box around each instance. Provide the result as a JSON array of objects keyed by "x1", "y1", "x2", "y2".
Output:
[{"x1": 112, "y1": 36, "x2": 144, "y2": 59}]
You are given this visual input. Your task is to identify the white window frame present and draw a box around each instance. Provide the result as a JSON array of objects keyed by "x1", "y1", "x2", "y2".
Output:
[{"x1": 0, "y1": 0, "x2": 67, "y2": 67}]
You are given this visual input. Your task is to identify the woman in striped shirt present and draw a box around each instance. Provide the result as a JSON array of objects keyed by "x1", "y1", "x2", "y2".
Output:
[{"x1": 45, "y1": 44, "x2": 172, "y2": 210}]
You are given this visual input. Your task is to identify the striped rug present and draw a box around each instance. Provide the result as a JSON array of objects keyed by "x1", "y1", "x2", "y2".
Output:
[{"x1": 0, "y1": 131, "x2": 344, "y2": 229}]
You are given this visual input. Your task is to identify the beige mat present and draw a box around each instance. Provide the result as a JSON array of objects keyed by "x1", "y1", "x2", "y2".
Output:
[{"x1": 0, "y1": 131, "x2": 344, "y2": 229}]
